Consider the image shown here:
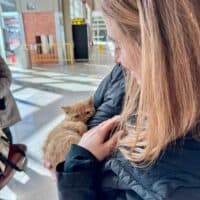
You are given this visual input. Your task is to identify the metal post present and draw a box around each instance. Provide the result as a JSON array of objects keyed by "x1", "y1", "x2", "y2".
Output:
[{"x1": 62, "y1": 0, "x2": 74, "y2": 64}]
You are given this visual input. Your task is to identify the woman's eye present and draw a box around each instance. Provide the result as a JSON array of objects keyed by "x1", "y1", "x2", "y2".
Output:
[
  {"x1": 86, "y1": 111, "x2": 90, "y2": 115},
  {"x1": 74, "y1": 115, "x2": 79, "y2": 118}
]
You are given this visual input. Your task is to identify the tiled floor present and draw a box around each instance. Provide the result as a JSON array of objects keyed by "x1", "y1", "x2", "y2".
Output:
[{"x1": 0, "y1": 62, "x2": 113, "y2": 200}]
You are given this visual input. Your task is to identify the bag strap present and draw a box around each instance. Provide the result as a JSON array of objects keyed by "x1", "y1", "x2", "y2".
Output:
[
  {"x1": 0, "y1": 153, "x2": 23, "y2": 172},
  {"x1": 0, "y1": 130, "x2": 9, "y2": 173},
  {"x1": 1, "y1": 135, "x2": 10, "y2": 144}
]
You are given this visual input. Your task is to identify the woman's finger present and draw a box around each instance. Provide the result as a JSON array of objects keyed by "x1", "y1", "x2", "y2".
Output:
[
  {"x1": 96, "y1": 119, "x2": 120, "y2": 142},
  {"x1": 105, "y1": 130, "x2": 125, "y2": 150},
  {"x1": 100, "y1": 116, "x2": 120, "y2": 133}
]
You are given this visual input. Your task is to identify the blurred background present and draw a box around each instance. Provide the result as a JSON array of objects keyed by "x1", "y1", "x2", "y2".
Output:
[{"x1": 0, "y1": 0, "x2": 114, "y2": 68}]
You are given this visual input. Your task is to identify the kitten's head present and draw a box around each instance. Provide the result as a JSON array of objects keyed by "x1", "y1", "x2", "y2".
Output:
[{"x1": 62, "y1": 97, "x2": 95, "y2": 123}]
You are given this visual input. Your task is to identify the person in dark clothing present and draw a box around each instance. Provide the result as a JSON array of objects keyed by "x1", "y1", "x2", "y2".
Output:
[
  {"x1": 0, "y1": 56, "x2": 20, "y2": 143},
  {"x1": 56, "y1": 1, "x2": 200, "y2": 200}
]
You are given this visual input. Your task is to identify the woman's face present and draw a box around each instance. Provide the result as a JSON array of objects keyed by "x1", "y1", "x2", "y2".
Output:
[{"x1": 105, "y1": 18, "x2": 141, "y2": 84}]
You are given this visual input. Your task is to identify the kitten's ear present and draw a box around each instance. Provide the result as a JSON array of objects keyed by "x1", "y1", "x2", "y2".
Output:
[
  {"x1": 87, "y1": 96, "x2": 93, "y2": 106},
  {"x1": 62, "y1": 106, "x2": 71, "y2": 114}
]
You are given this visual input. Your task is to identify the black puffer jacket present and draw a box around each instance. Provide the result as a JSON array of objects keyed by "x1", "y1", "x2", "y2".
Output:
[
  {"x1": 56, "y1": 133, "x2": 200, "y2": 200},
  {"x1": 56, "y1": 65, "x2": 200, "y2": 199},
  {"x1": 87, "y1": 63, "x2": 125, "y2": 129}
]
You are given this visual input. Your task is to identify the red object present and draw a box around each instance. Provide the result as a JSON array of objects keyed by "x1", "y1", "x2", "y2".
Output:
[
  {"x1": 10, "y1": 53, "x2": 16, "y2": 64},
  {"x1": 0, "y1": 144, "x2": 27, "y2": 189}
]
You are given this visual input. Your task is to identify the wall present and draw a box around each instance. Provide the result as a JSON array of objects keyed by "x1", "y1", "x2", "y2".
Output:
[
  {"x1": 16, "y1": 0, "x2": 59, "y2": 13},
  {"x1": 23, "y1": 12, "x2": 59, "y2": 64},
  {"x1": 85, "y1": 0, "x2": 93, "y2": 10}
]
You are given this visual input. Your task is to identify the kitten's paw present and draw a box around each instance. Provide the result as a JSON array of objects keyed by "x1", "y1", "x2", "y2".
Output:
[
  {"x1": 43, "y1": 160, "x2": 56, "y2": 180},
  {"x1": 50, "y1": 168, "x2": 56, "y2": 181},
  {"x1": 43, "y1": 159, "x2": 53, "y2": 170}
]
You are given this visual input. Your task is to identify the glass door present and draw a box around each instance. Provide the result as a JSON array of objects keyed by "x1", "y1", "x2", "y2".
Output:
[
  {"x1": 1, "y1": 12, "x2": 22, "y2": 65},
  {"x1": 0, "y1": 0, "x2": 23, "y2": 65}
]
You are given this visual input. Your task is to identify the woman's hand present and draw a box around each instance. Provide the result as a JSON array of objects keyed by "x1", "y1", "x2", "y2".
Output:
[{"x1": 78, "y1": 116, "x2": 124, "y2": 161}]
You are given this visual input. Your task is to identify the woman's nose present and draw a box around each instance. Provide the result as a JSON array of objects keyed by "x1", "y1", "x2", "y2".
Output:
[{"x1": 114, "y1": 55, "x2": 121, "y2": 64}]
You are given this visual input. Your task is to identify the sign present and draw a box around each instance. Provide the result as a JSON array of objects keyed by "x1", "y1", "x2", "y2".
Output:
[{"x1": 72, "y1": 18, "x2": 85, "y2": 25}]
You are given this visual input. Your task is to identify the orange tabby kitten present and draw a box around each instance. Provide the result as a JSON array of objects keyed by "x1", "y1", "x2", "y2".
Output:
[{"x1": 43, "y1": 97, "x2": 95, "y2": 168}]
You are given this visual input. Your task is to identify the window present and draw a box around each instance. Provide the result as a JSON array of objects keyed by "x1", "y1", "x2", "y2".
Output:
[{"x1": 92, "y1": 15, "x2": 107, "y2": 44}]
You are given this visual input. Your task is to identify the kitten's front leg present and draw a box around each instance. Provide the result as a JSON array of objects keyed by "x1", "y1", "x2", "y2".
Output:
[
  {"x1": 43, "y1": 160, "x2": 56, "y2": 180},
  {"x1": 64, "y1": 121, "x2": 88, "y2": 136}
]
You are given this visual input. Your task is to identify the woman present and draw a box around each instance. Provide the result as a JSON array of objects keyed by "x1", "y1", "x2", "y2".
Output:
[
  {"x1": 56, "y1": 1, "x2": 200, "y2": 199},
  {"x1": 0, "y1": 56, "x2": 20, "y2": 143}
]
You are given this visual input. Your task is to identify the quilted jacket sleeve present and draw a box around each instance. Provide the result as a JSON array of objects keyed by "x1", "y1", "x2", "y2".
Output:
[{"x1": 56, "y1": 144, "x2": 101, "y2": 200}]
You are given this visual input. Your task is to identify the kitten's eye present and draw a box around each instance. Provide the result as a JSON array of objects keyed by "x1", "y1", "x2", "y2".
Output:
[
  {"x1": 86, "y1": 111, "x2": 91, "y2": 115},
  {"x1": 74, "y1": 114, "x2": 79, "y2": 118}
]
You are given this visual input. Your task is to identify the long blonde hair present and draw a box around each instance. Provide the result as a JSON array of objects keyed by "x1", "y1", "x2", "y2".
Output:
[{"x1": 102, "y1": 0, "x2": 200, "y2": 165}]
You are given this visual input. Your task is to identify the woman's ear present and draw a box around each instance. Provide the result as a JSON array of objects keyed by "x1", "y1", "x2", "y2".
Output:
[{"x1": 62, "y1": 106, "x2": 70, "y2": 114}]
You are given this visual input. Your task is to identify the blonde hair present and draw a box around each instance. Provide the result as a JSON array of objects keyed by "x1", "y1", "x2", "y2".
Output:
[{"x1": 102, "y1": 0, "x2": 200, "y2": 165}]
